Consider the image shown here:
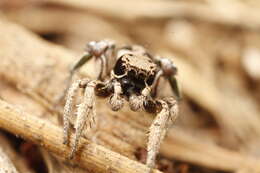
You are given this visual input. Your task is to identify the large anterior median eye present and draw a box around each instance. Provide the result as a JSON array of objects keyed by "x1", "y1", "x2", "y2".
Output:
[
  {"x1": 146, "y1": 75, "x2": 155, "y2": 86},
  {"x1": 128, "y1": 70, "x2": 136, "y2": 78},
  {"x1": 114, "y1": 58, "x2": 126, "y2": 75}
]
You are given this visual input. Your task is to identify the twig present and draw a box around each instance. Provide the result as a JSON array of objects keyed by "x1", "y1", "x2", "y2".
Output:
[{"x1": 0, "y1": 99, "x2": 161, "y2": 173}]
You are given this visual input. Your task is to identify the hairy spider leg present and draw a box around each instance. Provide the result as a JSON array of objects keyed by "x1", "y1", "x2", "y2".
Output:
[
  {"x1": 63, "y1": 79, "x2": 82, "y2": 145},
  {"x1": 63, "y1": 79, "x2": 91, "y2": 145},
  {"x1": 64, "y1": 78, "x2": 115, "y2": 158},
  {"x1": 146, "y1": 99, "x2": 178, "y2": 173},
  {"x1": 69, "y1": 80, "x2": 97, "y2": 159}
]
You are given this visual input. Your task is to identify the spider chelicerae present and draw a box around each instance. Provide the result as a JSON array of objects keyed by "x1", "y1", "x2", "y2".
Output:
[{"x1": 62, "y1": 40, "x2": 180, "y2": 173}]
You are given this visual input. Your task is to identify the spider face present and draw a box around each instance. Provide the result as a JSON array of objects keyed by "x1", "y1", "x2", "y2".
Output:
[{"x1": 113, "y1": 53, "x2": 157, "y2": 97}]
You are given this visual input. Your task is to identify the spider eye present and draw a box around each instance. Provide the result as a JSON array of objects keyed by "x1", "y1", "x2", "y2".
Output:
[
  {"x1": 146, "y1": 75, "x2": 155, "y2": 86},
  {"x1": 128, "y1": 70, "x2": 137, "y2": 78},
  {"x1": 138, "y1": 73, "x2": 145, "y2": 79},
  {"x1": 114, "y1": 58, "x2": 126, "y2": 75}
]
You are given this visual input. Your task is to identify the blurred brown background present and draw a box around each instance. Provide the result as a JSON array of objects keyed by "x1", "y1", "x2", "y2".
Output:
[{"x1": 1, "y1": 0, "x2": 260, "y2": 173}]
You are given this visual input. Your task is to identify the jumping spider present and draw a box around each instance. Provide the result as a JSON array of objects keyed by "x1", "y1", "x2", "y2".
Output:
[{"x1": 62, "y1": 40, "x2": 180, "y2": 173}]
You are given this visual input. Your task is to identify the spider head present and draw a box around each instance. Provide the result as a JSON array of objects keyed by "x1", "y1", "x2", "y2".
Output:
[{"x1": 113, "y1": 53, "x2": 157, "y2": 96}]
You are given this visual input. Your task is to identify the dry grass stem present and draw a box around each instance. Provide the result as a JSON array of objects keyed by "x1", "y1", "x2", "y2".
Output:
[{"x1": 0, "y1": 99, "x2": 162, "y2": 173}]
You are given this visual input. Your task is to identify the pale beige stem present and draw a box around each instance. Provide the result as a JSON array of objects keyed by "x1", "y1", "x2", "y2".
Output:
[{"x1": 0, "y1": 99, "x2": 162, "y2": 173}]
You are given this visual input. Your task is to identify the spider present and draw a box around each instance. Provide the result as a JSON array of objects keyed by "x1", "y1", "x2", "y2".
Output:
[{"x1": 62, "y1": 40, "x2": 180, "y2": 173}]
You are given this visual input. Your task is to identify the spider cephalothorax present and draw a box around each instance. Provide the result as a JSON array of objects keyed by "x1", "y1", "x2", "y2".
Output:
[
  {"x1": 114, "y1": 53, "x2": 156, "y2": 96},
  {"x1": 62, "y1": 40, "x2": 180, "y2": 173}
]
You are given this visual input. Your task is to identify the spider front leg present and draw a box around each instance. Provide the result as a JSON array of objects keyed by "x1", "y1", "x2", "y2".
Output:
[
  {"x1": 69, "y1": 80, "x2": 99, "y2": 159},
  {"x1": 146, "y1": 98, "x2": 178, "y2": 173},
  {"x1": 63, "y1": 79, "x2": 98, "y2": 159},
  {"x1": 63, "y1": 79, "x2": 84, "y2": 145}
]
